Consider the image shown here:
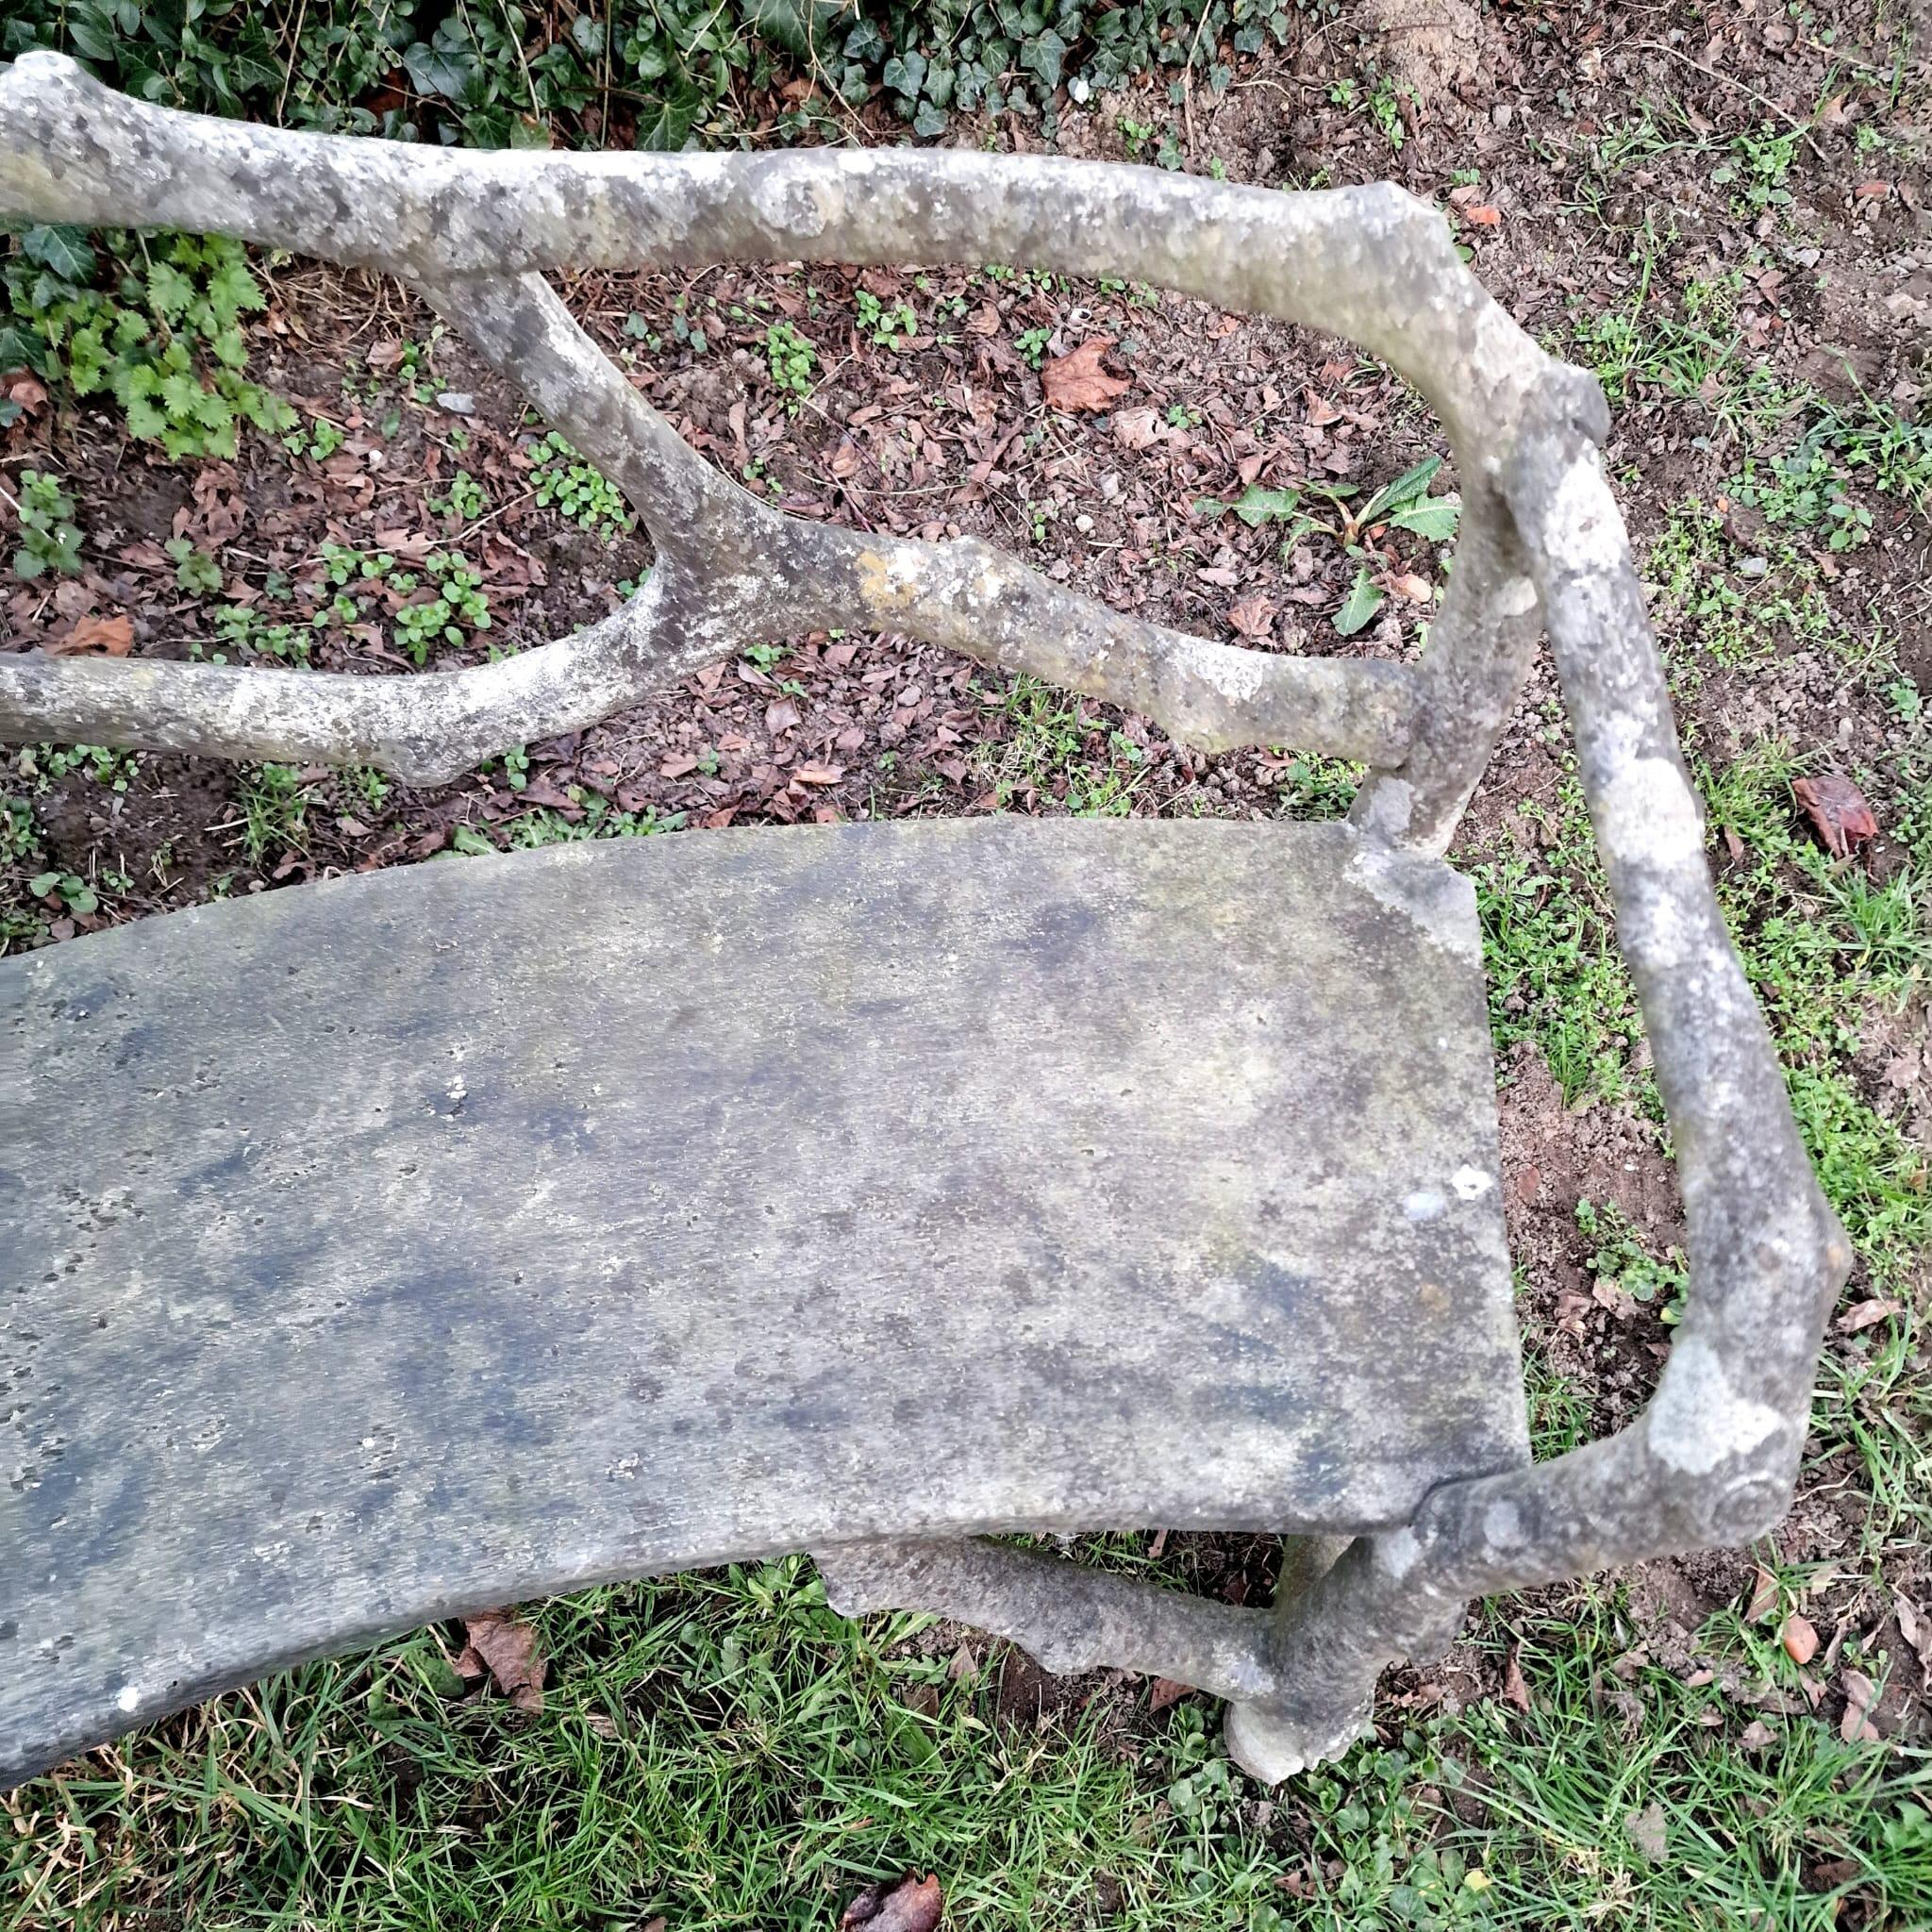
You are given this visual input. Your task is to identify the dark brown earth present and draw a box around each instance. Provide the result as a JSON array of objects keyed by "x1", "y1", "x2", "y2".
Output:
[{"x1": 2, "y1": 0, "x2": 1927, "y2": 1782}]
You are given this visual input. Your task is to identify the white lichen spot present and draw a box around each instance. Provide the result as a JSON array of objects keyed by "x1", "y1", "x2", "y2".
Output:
[
  {"x1": 1451, "y1": 1164, "x2": 1494, "y2": 1200},
  {"x1": 1593, "y1": 755, "x2": 1705, "y2": 871},
  {"x1": 1495, "y1": 575, "x2": 1537, "y2": 619},
  {"x1": 1404, "y1": 1189, "x2": 1447, "y2": 1222},
  {"x1": 1379, "y1": 1526, "x2": 1422, "y2": 1580},
  {"x1": 1482, "y1": 1500, "x2": 1524, "y2": 1550},
  {"x1": 115, "y1": 1685, "x2": 140, "y2": 1713},
  {"x1": 1545, "y1": 453, "x2": 1627, "y2": 571},
  {"x1": 1647, "y1": 1334, "x2": 1784, "y2": 1474}
]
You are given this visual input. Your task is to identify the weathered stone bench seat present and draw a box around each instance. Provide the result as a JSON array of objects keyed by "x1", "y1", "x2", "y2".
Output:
[
  {"x1": 2, "y1": 818, "x2": 1525, "y2": 1781},
  {"x1": 0, "y1": 50, "x2": 1852, "y2": 1794}
]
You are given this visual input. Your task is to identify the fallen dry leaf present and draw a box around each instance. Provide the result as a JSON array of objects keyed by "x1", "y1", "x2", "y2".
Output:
[
  {"x1": 1384, "y1": 571, "x2": 1435, "y2": 605},
  {"x1": 458, "y1": 1607, "x2": 547, "y2": 1712},
  {"x1": 1836, "y1": 1297, "x2": 1902, "y2": 1334},
  {"x1": 1624, "y1": 1801, "x2": 1667, "y2": 1866},
  {"x1": 1226, "y1": 594, "x2": 1276, "y2": 640},
  {"x1": 1147, "y1": 1676, "x2": 1194, "y2": 1713},
  {"x1": 1746, "y1": 1566, "x2": 1779, "y2": 1624},
  {"x1": 841, "y1": 1873, "x2": 942, "y2": 1932},
  {"x1": 1041, "y1": 339, "x2": 1130, "y2": 414},
  {"x1": 1111, "y1": 405, "x2": 1162, "y2": 451},
  {"x1": 1781, "y1": 1612, "x2": 1820, "y2": 1665},
  {"x1": 5, "y1": 372, "x2": 48, "y2": 414},
  {"x1": 1501, "y1": 1649, "x2": 1533, "y2": 1712},
  {"x1": 49, "y1": 611, "x2": 135, "y2": 657},
  {"x1": 1792, "y1": 774, "x2": 1878, "y2": 858},
  {"x1": 1839, "y1": 1668, "x2": 1880, "y2": 1742},
  {"x1": 792, "y1": 761, "x2": 844, "y2": 786},
  {"x1": 1464, "y1": 204, "x2": 1504, "y2": 226}
]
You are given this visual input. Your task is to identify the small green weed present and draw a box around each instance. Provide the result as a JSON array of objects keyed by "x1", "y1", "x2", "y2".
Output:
[
  {"x1": 1196, "y1": 455, "x2": 1457, "y2": 637},
  {"x1": 1014, "y1": 325, "x2": 1052, "y2": 370},
  {"x1": 528, "y1": 431, "x2": 633, "y2": 537},
  {"x1": 762, "y1": 321, "x2": 817, "y2": 412},
  {"x1": 8, "y1": 468, "x2": 83, "y2": 579},
  {"x1": 208, "y1": 603, "x2": 308, "y2": 665},
  {"x1": 432, "y1": 468, "x2": 488, "y2": 523},
  {"x1": 856, "y1": 289, "x2": 919, "y2": 349},
  {"x1": 26, "y1": 867, "x2": 98, "y2": 917},
  {"x1": 977, "y1": 675, "x2": 1147, "y2": 817},
  {"x1": 0, "y1": 227, "x2": 294, "y2": 458},
  {"x1": 1575, "y1": 1197, "x2": 1688, "y2": 1322},
  {"x1": 391, "y1": 553, "x2": 491, "y2": 665},
  {"x1": 164, "y1": 536, "x2": 222, "y2": 594},
  {"x1": 233, "y1": 762, "x2": 308, "y2": 869}
]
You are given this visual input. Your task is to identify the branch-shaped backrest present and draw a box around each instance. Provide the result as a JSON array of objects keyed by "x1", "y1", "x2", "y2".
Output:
[
  {"x1": 0, "y1": 53, "x2": 1848, "y2": 1632},
  {"x1": 0, "y1": 49, "x2": 1545, "y2": 841}
]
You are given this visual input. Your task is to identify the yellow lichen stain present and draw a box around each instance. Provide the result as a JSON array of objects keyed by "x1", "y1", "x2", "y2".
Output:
[
  {"x1": 1417, "y1": 1280, "x2": 1451, "y2": 1318},
  {"x1": 857, "y1": 549, "x2": 917, "y2": 614}
]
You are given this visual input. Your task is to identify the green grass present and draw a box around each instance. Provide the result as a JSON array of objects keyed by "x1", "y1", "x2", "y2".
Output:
[{"x1": 11, "y1": 1558, "x2": 1930, "y2": 1928}]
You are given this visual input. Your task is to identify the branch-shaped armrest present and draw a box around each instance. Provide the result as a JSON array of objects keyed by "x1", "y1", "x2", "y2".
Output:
[
  {"x1": 1219, "y1": 376, "x2": 1852, "y2": 1773},
  {"x1": 0, "y1": 51, "x2": 1548, "y2": 821}
]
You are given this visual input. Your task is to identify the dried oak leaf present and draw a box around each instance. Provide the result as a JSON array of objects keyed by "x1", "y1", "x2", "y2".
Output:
[
  {"x1": 458, "y1": 1607, "x2": 547, "y2": 1712},
  {"x1": 1041, "y1": 339, "x2": 1130, "y2": 414},
  {"x1": 49, "y1": 611, "x2": 135, "y2": 657},
  {"x1": 841, "y1": 1873, "x2": 943, "y2": 1932},
  {"x1": 1792, "y1": 774, "x2": 1878, "y2": 858},
  {"x1": 1148, "y1": 1676, "x2": 1194, "y2": 1713}
]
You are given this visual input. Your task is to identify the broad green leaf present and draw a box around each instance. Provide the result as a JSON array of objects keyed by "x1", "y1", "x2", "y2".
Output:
[
  {"x1": 22, "y1": 225, "x2": 95, "y2": 283},
  {"x1": 1192, "y1": 496, "x2": 1228, "y2": 520},
  {"x1": 1333, "y1": 564, "x2": 1384, "y2": 637},
  {"x1": 1234, "y1": 483, "x2": 1302, "y2": 526},
  {"x1": 1022, "y1": 27, "x2": 1067, "y2": 90},
  {"x1": 1388, "y1": 497, "x2": 1459, "y2": 541},
  {"x1": 145, "y1": 260, "x2": 195, "y2": 323},
  {"x1": 1360, "y1": 453, "x2": 1441, "y2": 524}
]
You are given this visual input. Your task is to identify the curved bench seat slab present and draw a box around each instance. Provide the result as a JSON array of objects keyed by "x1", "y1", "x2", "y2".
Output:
[{"x1": 1, "y1": 818, "x2": 1525, "y2": 1781}]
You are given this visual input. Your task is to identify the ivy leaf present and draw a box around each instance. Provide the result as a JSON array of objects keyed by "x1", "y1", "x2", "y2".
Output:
[
  {"x1": 1192, "y1": 496, "x2": 1228, "y2": 521},
  {"x1": 883, "y1": 51, "x2": 928, "y2": 97},
  {"x1": 912, "y1": 103, "x2": 949, "y2": 137},
  {"x1": 632, "y1": 88, "x2": 706, "y2": 151},
  {"x1": 1333, "y1": 564, "x2": 1384, "y2": 637},
  {"x1": 1022, "y1": 27, "x2": 1067, "y2": 90},
  {"x1": 742, "y1": 0, "x2": 840, "y2": 59},
  {"x1": 403, "y1": 44, "x2": 478, "y2": 99},
  {"x1": 22, "y1": 225, "x2": 95, "y2": 283}
]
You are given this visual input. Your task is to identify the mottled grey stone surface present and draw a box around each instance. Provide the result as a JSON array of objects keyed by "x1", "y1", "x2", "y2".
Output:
[{"x1": 1, "y1": 818, "x2": 1524, "y2": 1783}]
